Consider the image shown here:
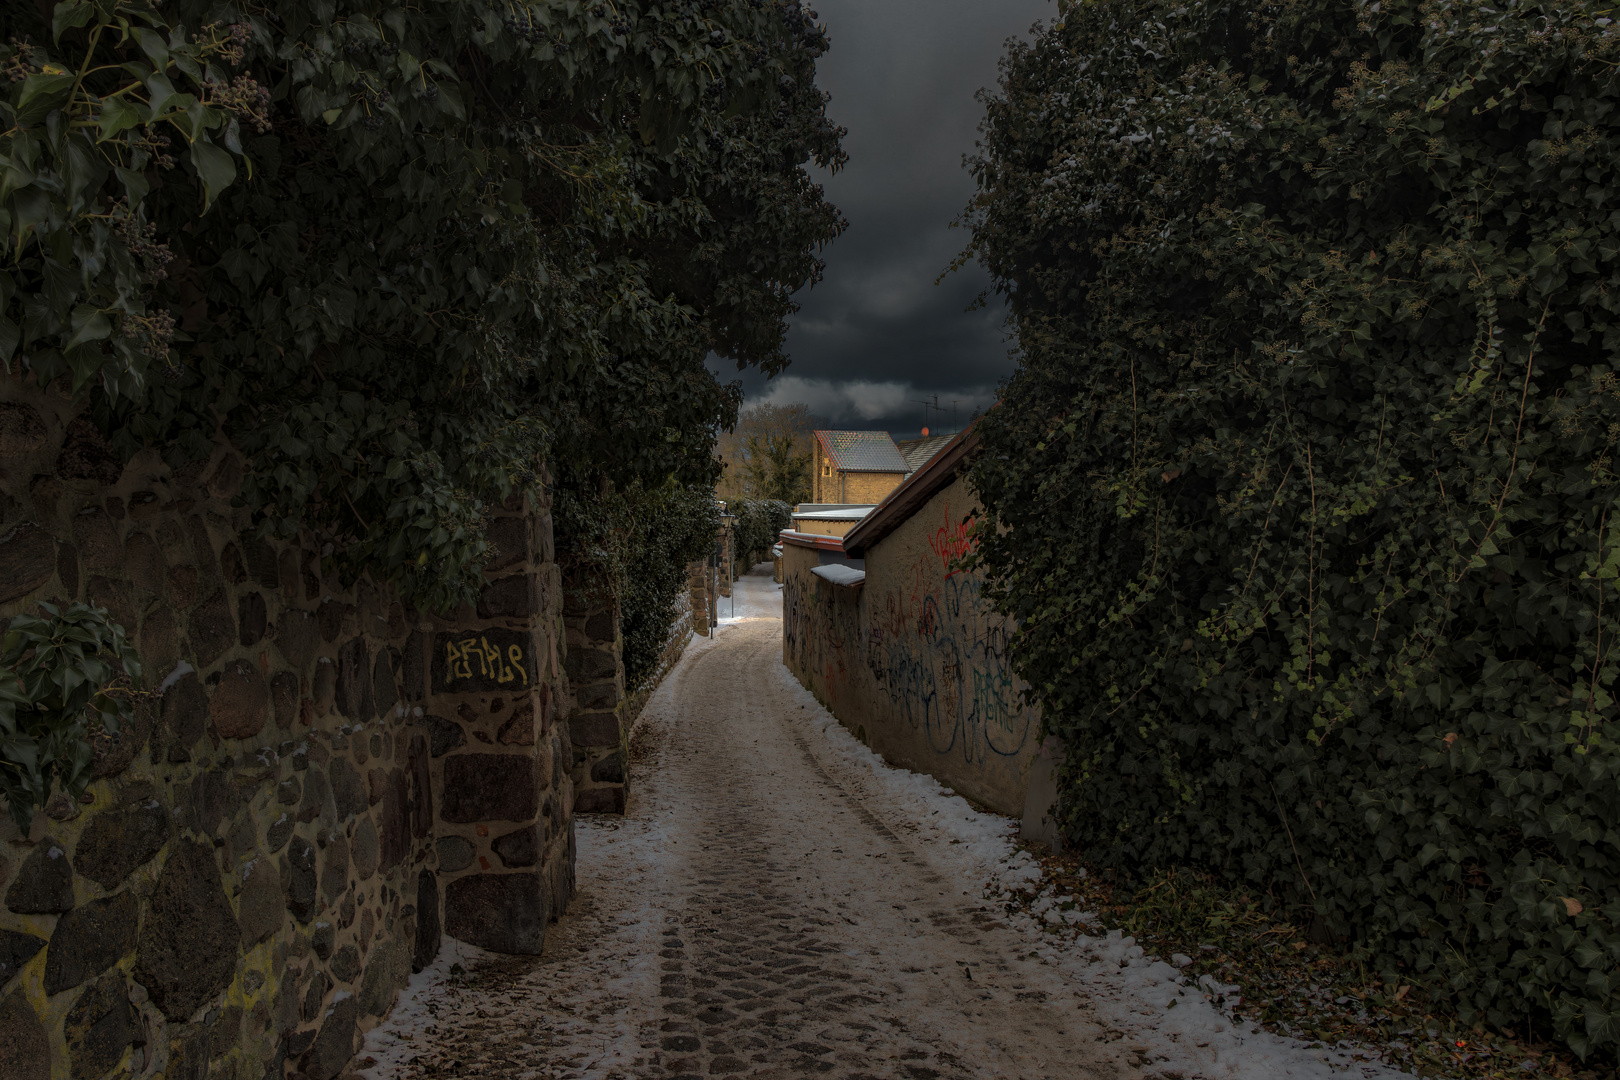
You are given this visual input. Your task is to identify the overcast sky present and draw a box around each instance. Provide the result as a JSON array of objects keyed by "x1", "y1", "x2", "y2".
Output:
[{"x1": 711, "y1": 0, "x2": 1054, "y2": 440}]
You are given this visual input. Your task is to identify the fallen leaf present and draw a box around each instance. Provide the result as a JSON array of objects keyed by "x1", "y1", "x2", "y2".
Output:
[
  {"x1": 1395, "y1": 985, "x2": 1410, "y2": 1000},
  {"x1": 1161, "y1": 468, "x2": 1182, "y2": 482},
  {"x1": 1442, "y1": 732, "x2": 1458, "y2": 747},
  {"x1": 1563, "y1": 896, "x2": 1583, "y2": 916}
]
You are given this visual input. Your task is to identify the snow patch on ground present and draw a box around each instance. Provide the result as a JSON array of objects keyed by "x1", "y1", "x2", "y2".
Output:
[
  {"x1": 772, "y1": 660, "x2": 1410, "y2": 1079},
  {"x1": 714, "y1": 561, "x2": 783, "y2": 625},
  {"x1": 355, "y1": 936, "x2": 500, "y2": 1075}
]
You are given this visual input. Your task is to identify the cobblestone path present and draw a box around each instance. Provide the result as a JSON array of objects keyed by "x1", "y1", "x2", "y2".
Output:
[{"x1": 361, "y1": 572, "x2": 1141, "y2": 1080}]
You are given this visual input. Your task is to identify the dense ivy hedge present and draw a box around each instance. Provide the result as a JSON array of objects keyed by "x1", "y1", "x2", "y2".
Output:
[
  {"x1": 2, "y1": 0, "x2": 843, "y2": 611},
  {"x1": 729, "y1": 497, "x2": 789, "y2": 571},
  {"x1": 619, "y1": 481, "x2": 716, "y2": 691},
  {"x1": 968, "y1": 0, "x2": 1620, "y2": 1056},
  {"x1": 554, "y1": 473, "x2": 716, "y2": 694}
]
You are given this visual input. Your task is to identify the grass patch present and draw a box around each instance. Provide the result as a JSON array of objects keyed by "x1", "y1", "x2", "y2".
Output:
[{"x1": 1021, "y1": 847, "x2": 1607, "y2": 1079}]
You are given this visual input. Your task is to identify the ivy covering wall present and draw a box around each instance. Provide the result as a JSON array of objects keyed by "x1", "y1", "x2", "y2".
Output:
[
  {"x1": 968, "y1": 0, "x2": 1620, "y2": 1057},
  {"x1": 553, "y1": 473, "x2": 717, "y2": 695},
  {"x1": 1, "y1": 0, "x2": 844, "y2": 613}
]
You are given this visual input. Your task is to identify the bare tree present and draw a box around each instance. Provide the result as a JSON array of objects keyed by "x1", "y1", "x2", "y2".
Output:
[{"x1": 716, "y1": 403, "x2": 827, "y2": 504}]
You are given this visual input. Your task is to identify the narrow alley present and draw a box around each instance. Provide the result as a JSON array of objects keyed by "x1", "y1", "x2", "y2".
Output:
[{"x1": 355, "y1": 568, "x2": 1399, "y2": 1080}]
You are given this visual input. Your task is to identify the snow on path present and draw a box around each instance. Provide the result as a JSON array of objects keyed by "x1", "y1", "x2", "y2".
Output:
[
  {"x1": 714, "y1": 561, "x2": 783, "y2": 624},
  {"x1": 359, "y1": 567, "x2": 1406, "y2": 1079}
]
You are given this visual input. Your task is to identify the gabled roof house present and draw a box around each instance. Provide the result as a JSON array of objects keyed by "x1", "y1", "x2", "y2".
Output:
[{"x1": 810, "y1": 430, "x2": 910, "y2": 505}]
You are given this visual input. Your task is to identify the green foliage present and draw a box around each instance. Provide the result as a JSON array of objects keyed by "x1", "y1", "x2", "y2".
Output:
[
  {"x1": 2, "y1": 0, "x2": 843, "y2": 611},
  {"x1": 0, "y1": 603, "x2": 140, "y2": 835},
  {"x1": 555, "y1": 471, "x2": 715, "y2": 693},
  {"x1": 968, "y1": 0, "x2": 1620, "y2": 1057},
  {"x1": 729, "y1": 496, "x2": 789, "y2": 571},
  {"x1": 621, "y1": 480, "x2": 717, "y2": 691}
]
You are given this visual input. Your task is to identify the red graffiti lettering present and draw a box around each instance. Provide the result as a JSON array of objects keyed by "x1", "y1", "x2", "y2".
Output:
[{"x1": 926, "y1": 503, "x2": 976, "y2": 578}]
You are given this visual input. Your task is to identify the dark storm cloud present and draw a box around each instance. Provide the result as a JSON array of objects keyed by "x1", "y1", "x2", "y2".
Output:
[{"x1": 713, "y1": 0, "x2": 1053, "y2": 438}]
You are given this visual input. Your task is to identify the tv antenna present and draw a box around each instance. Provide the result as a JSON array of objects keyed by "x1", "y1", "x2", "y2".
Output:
[{"x1": 916, "y1": 394, "x2": 942, "y2": 434}]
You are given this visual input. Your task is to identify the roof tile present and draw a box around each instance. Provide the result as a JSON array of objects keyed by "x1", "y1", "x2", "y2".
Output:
[
  {"x1": 815, "y1": 430, "x2": 909, "y2": 473},
  {"x1": 895, "y1": 433, "x2": 956, "y2": 472}
]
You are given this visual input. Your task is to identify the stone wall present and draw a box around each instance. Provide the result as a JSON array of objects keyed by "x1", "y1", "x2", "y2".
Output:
[
  {"x1": 561, "y1": 562, "x2": 625, "y2": 815},
  {"x1": 684, "y1": 521, "x2": 735, "y2": 637},
  {"x1": 0, "y1": 375, "x2": 573, "y2": 1079},
  {"x1": 418, "y1": 495, "x2": 574, "y2": 954},
  {"x1": 718, "y1": 525, "x2": 733, "y2": 599},
  {"x1": 623, "y1": 592, "x2": 692, "y2": 728},
  {"x1": 687, "y1": 560, "x2": 714, "y2": 638}
]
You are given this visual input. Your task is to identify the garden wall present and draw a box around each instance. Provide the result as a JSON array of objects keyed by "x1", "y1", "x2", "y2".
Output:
[
  {"x1": 0, "y1": 374, "x2": 573, "y2": 1080},
  {"x1": 562, "y1": 562, "x2": 627, "y2": 815},
  {"x1": 781, "y1": 473, "x2": 1041, "y2": 817}
]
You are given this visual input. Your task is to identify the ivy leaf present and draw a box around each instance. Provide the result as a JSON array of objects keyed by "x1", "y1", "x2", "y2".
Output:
[
  {"x1": 9, "y1": 187, "x2": 50, "y2": 249},
  {"x1": 113, "y1": 165, "x2": 149, "y2": 206},
  {"x1": 62, "y1": 306, "x2": 111, "y2": 352},
  {"x1": 144, "y1": 71, "x2": 177, "y2": 115},
  {"x1": 189, "y1": 141, "x2": 237, "y2": 211},
  {"x1": 436, "y1": 82, "x2": 465, "y2": 120},
  {"x1": 132, "y1": 26, "x2": 168, "y2": 69},
  {"x1": 13, "y1": 73, "x2": 75, "y2": 128},
  {"x1": 96, "y1": 95, "x2": 144, "y2": 142},
  {"x1": 51, "y1": 2, "x2": 96, "y2": 42},
  {"x1": 0, "y1": 313, "x2": 19, "y2": 362}
]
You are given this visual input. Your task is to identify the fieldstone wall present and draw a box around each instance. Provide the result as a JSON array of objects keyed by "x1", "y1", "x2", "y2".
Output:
[
  {"x1": 561, "y1": 562, "x2": 626, "y2": 815},
  {"x1": 0, "y1": 375, "x2": 574, "y2": 1079},
  {"x1": 687, "y1": 560, "x2": 714, "y2": 637},
  {"x1": 418, "y1": 496, "x2": 574, "y2": 954},
  {"x1": 684, "y1": 524, "x2": 735, "y2": 637}
]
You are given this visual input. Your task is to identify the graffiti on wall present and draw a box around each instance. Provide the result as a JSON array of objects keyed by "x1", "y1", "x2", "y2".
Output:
[
  {"x1": 783, "y1": 499, "x2": 1036, "y2": 773},
  {"x1": 432, "y1": 628, "x2": 533, "y2": 692},
  {"x1": 926, "y1": 508, "x2": 976, "y2": 579}
]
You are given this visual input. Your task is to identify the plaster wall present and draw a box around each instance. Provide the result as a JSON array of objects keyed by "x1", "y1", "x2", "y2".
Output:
[
  {"x1": 781, "y1": 475, "x2": 1040, "y2": 816},
  {"x1": 792, "y1": 518, "x2": 862, "y2": 538}
]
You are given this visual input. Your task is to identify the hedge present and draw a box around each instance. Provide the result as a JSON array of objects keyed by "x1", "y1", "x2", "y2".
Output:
[
  {"x1": 730, "y1": 498, "x2": 791, "y2": 573},
  {"x1": 555, "y1": 474, "x2": 717, "y2": 695},
  {"x1": 968, "y1": 0, "x2": 1620, "y2": 1056},
  {"x1": 2, "y1": 0, "x2": 842, "y2": 611}
]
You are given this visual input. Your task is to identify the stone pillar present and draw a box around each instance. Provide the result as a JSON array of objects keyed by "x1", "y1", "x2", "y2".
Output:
[
  {"x1": 687, "y1": 559, "x2": 712, "y2": 636},
  {"x1": 415, "y1": 494, "x2": 574, "y2": 956},
  {"x1": 562, "y1": 562, "x2": 627, "y2": 814}
]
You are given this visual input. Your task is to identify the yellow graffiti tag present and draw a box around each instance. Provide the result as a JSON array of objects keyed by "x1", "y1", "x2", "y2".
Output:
[{"x1": 444, "y1": 636, "x2": 529, "y2": 686}]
